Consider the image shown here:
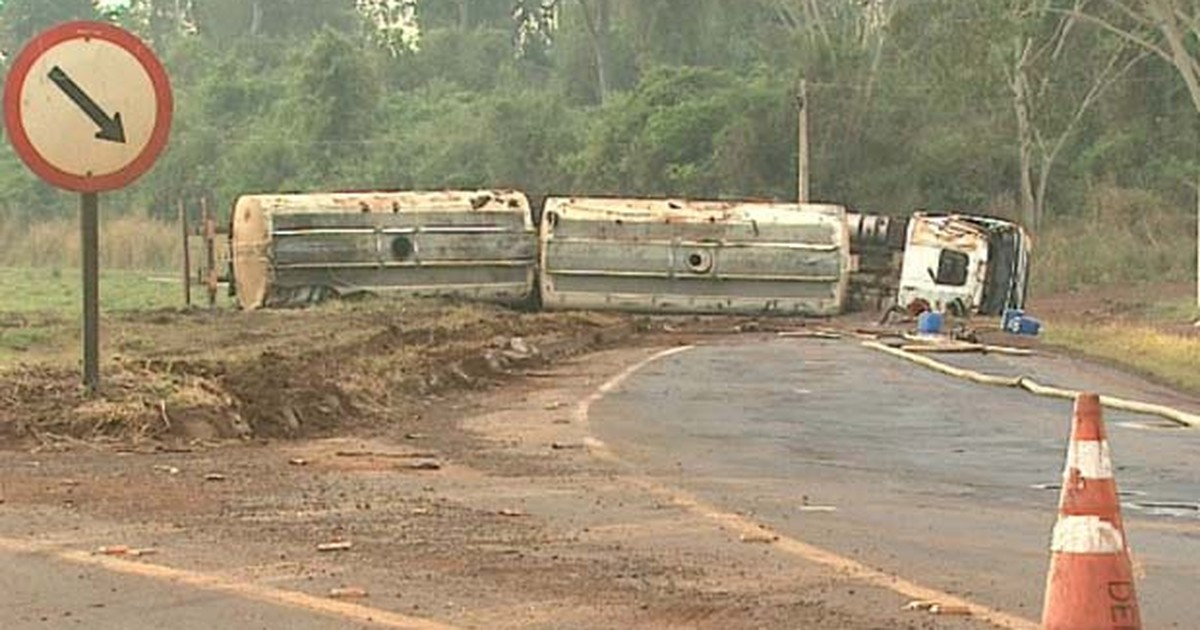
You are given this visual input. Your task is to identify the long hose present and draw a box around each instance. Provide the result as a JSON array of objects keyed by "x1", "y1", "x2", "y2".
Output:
[{"x1": 862, "y1": 341, "x2": 1200, "y2": 428}]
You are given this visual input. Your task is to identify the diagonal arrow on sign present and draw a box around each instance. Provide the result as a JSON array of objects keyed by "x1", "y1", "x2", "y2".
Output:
[{"x1": 47, "y1": 65, "x2": 126, "y2": 144}]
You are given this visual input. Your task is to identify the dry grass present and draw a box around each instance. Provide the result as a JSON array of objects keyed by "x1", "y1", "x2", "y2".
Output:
[
  {"x1": 1033, "y1": 187, "x2": 1196, "y2": 295},
  {"x1": 1046, "y1": 324, "x2": 1200, "y2": 394},
  {"x1": 0, "y1": 211, "x2": 181, "y2": 270}
]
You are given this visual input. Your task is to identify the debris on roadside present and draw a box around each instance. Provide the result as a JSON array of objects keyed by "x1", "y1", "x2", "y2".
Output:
[
  {"x1": 738, "y1": 532, "x2": 779, "y2": 544},
  {"x1": 317, "y1": 541, "x2": 353, "y2": 553},
  {"x1": 502, "y1": 337, "x2": 539, "y2": 362},
  {"x1": 497, "y1": 509, "x2": 526, "y2": 518},
  {"x1": 551, "y1": 442, "x2": 585, "y2": 451},
  {"x1": 931, "y1": 604, "x2": 972, "y2": 616},
  {"x1": 797, "y1": 505, "x2": 838, "y2": 513},
  {"x1": 544, "y1": 402, "x2": 565, "y2": 411},
  {"x1": 410, "y1": 507, "x2": 432, "y2": 516},
  {"x1": 903, "y1": 600, "x2": 972, "y2": 616},
  {"x1": 408, "y1": 460, "x2": 443, "y2": 471},
  {"x1": 288, "y1": 458, "x2": 308, "y2": 467},
  {"x1": 899, "y1": 333, "x2": 1033, "y2": 357},
  {"x1": 153, "y1": 465, "x2": 181, "y2": 475},
  {"x1": 736, "y1": 321, "x2": 762, "y2": 333},
  {"x1": 328, "y1": 587, "x2": 369, "y2": 600},
  {"x1": 778, "y1": 330, "x2": 842, "y2": 340},
  {"x1": 404, "y1": 433, "x2": 427, "y2": 441},
  {"x1": 336, "y1": 450, "x2": 438, "y2": 460},
  {"x1": 203, "y1": 473, "x2": 227, "y2": 482},
  {"x1": 94, "y1": 546, "x2": 158, "y2": 558}
]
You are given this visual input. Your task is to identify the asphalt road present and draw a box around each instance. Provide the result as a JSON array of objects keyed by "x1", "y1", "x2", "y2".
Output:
[
  {"x1": 0, "y1": 548, "x2": 369, "y2": 630},
  {"x1": 590, "y1": 338, "x2": 1200, "y2": 628}
]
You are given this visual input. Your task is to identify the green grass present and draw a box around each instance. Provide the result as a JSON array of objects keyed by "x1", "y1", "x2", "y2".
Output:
[
  {"x1": 0, "y1": 267, "x2": 199, "y2": 314},
  {"x1": 0, "y1": 267, "x2": 220, "y2": 364}
]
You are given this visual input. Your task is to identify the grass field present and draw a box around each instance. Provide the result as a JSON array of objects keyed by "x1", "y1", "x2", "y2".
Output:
[
  {"x1": 0, "y1": 267, "x2": 223, "y2": 363},
  {"x1": 0, "y1": 267, "x2": 203, "y2": 313}
]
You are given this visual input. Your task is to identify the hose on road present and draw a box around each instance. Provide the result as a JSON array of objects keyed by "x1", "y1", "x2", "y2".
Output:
[{"x1": 862, "y1": 341, "x2": 1200, "y2": 429}]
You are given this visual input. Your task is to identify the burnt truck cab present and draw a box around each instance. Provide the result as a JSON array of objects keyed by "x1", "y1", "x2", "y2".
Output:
[{"x1": 896, "y1": 213, "x2": 1030, "y2": 317}]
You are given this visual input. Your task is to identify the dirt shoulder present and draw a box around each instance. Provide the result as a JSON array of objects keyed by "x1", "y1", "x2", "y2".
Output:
[{"x1": 0, "y1": 300, "x2": 636, "y2": 448}]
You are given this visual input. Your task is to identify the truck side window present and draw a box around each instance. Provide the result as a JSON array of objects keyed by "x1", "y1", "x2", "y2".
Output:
[{"x1": 934, "y1": 250, "x2": 969, "y2": 286}]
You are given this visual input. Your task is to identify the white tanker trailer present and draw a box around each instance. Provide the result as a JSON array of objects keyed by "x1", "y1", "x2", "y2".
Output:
[{"x1": 228, "y1": 190, "x2": 1029, "y2": 318}]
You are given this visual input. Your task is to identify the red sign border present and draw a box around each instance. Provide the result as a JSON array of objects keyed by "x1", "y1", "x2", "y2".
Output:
[{"x1": 3, "y1": 21, "x2": 173, "y2": 193}]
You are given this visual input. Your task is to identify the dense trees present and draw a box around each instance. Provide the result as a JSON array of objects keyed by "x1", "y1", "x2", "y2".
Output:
[{"x1": 0, "y1": 0, "x2": 1195, "y2": 234}]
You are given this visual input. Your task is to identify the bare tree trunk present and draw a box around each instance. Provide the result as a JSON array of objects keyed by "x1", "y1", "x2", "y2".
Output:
[
  {"x1": 1010, "y1": 40, "x2": 1038, "y2": 228},
  {"x1": 577, "y1": 0, "x2": 610, "y2": 104},
  {"x1": 852, "y1": 2, "x2": 898, "y2": 142},
  {"x1": 1007, "y1": 1, "x2": 1143, "y2": 229},
  {"x1": 1144, "y1": 0, "x2": 1200, "y2": 113},
  {"x1": 250, "y1": 0, "x2": 263, "y2": 37},
  {"x1": 458, "y1": 0, "x2": 471, "y2": 32}
]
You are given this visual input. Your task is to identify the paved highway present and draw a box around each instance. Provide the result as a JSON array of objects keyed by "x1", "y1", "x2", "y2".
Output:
[
  {"x1": 590, "y1": 338, "x2": 1200, "y2": 628},
  {"x1": 0, "y1": 548, "x2": 370, "y2": 630}
]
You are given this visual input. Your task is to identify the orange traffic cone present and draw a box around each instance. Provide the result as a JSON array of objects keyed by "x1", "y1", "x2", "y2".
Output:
[{"x1": 1042, "y1": 394, "x2": 1141, "y2": 629}]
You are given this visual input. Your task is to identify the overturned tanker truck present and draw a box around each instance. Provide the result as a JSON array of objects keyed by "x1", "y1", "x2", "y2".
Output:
[{"x1": 229, "y1": 190, "x2": 1029, "y2": 317}]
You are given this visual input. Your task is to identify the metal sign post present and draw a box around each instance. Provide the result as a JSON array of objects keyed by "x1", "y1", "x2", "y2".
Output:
[
  {"x1": 81, "y1": 193, "x2": 101, "y2": 391},
  {"x1": 3, "y1": 21, "x2": 173, "y2": 393}
]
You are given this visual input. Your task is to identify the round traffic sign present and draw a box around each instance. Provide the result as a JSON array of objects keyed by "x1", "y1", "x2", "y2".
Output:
[{"x1": 3, "y1": 21, "x2": 173, "y2": 193}]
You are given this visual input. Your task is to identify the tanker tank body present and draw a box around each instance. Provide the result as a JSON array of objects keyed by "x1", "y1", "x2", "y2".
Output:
[
  {"x1": 539, "y1": 197, "x2": 852, "y2": 316},
  {"x1": 231, "y1": 190, "x2": 537, "y2": 310}
]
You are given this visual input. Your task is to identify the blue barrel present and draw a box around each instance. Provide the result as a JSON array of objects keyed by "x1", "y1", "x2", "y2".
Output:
[
  {"x1": 1002, "y1": 309, "x2": 1024, "y2": 333},
  {"x1": 918, "y1": 311, "x2": 944, "y2": 335},
  {"x1": 1017, "y1": 316, "x2": 1042, "y2": 336},
  {"x1": 1003, "y1": 309, "x2": 1041, "y2": 336}
]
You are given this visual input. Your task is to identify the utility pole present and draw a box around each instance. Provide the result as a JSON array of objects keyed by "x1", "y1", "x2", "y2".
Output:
[{"x1": 797, "y1": 79, "x2": 810, "y2": 204}]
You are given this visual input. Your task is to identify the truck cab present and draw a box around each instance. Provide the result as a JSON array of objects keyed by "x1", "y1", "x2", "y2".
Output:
[{"x1": 896, "y1": 214, "x2": 1030, "y2": 317}]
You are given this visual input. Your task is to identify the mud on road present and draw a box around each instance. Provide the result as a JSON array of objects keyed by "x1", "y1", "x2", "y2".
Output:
[{"x1": 0, "y1": 300, "x2": 987, "y2": 629}]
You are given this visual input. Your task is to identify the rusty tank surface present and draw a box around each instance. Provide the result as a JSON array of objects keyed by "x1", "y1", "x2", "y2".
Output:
[{"x1": 231, "y1": 190, "x2": 537, "y2": 310}]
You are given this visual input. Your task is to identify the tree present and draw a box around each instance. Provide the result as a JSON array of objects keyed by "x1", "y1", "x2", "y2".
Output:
[
  {"x1": 191, "y1": 0, "x2": 359, "y2": 41},
  {"x1": 0, "y1": 0, "x2": 98, "y2": 57},
  {"x1": 1006, "y1": 0, "x2": 1146, "y2": 228},
  {"x1": 293, "y1": 28, "x2": 382, "y2": 174},
  {"x1": 357, "y1": 0, "x2": 420, "y2": 54},
  {"x1": 1069, "y1": 1, "x2": 1200, "y2": 114},
  {"x1": 124, "y1": 0, "x2": 196, "y2": 46},
  {"x1": 573, "y1": 0, "x2": 613, "y2": 103}
]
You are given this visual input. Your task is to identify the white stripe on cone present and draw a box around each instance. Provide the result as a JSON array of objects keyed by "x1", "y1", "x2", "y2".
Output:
[
  {"x1": 1064, "y1": 440, "x2": 1114, "y2": 480},
  {"x1": 1050, "y1": 515, "x2": 1125, "y2": 554}
]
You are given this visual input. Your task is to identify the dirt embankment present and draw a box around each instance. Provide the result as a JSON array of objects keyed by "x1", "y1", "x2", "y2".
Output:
[{"x1": 0, "y1": 300, "x2": 637, "y2": 449}]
